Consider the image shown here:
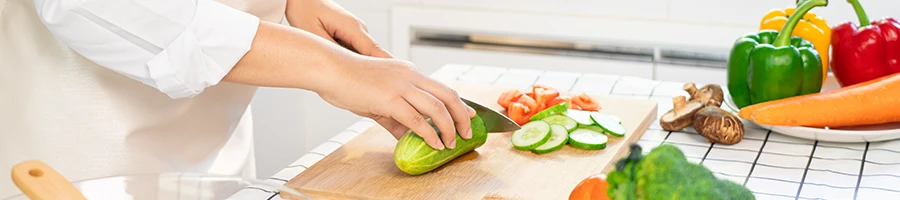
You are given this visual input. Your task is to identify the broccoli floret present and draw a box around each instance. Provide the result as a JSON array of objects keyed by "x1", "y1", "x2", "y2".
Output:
[{"x1": 606, "y1": 144, "x2": 755, "y2": 200}]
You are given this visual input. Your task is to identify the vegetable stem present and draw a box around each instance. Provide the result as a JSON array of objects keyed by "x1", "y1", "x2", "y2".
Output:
[
  {"x1": 775, "y1": 0, "x2": 829, "y2": 47},
  {"x1": 847, "y1": 0, "x2": 871, "y2": 27}
]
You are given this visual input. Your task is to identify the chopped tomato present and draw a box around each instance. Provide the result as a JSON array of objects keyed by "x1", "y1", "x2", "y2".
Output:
[
  {"x1": 547, "y1": 96, "x2": 572, "y2": 108},
  {"x1": 523, "y1": 91, "x2": 535, "y2": 100},
  {"x1": 573, "y1": 93, "x2": 601, "y2": 111},
  {"x1": 516, "y1": 94, "x2": 543, "y2": 117},
  {"x1": 507, "y1": 102, "x2": 531, "y2": 125},
  {"x1": 568, "y1": 174, "x2": 610, "y2": 200},
  {"x1": 533, "y1": 87, "x2": 560, "y2": 107},
  {"x1": 516, "y1": 94, "x2": 539, "y2": 110},
  {"x1": 497, "y1": 89, "x2": 523, "y2": 109}
]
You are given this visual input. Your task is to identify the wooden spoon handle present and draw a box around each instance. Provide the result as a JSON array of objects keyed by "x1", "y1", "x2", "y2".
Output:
[{"x1": 11, "y1": 160, "x2": 87, "y2": 200}]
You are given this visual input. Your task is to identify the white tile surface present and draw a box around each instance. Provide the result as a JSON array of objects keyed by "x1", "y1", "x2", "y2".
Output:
[
  {"x1": 639, "y1": 129, "x2": 670, "y2": 142},
  {"x1": 310, "y1": 142, "x2": 342, "y2": 156},
  {"x1": 745, "y1": 177, "x2": 800, "y2": 197},
  {"x1": 329, "y1": 131, "x2": 360, "y2": 144},
  {"x1": 289, "y1": 154, "x2": 326, "y2": 168}
]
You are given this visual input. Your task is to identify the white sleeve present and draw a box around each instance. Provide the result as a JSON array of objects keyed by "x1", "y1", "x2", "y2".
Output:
[{"x1": 33, "y1": 0, "x2": 261, "y2": 99}]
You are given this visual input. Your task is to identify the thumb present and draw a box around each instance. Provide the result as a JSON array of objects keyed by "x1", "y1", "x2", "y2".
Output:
[{"x1": 337, "y1": 25, "x2": 394, "y2": 58}]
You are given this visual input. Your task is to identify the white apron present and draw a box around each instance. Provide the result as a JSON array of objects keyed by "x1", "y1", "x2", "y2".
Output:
[{"x1": 0, "y1": 0, "x2": 286, "y2": 196}]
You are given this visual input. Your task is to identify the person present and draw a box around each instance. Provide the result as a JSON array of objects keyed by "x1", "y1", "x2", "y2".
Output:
[{"x1": 0, "y1": 0, "x2": 475, "y2": 195}]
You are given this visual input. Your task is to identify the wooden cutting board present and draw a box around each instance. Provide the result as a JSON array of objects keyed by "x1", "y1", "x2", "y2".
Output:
[{"x1": 284, "y1": 81, "x2": 658, "y2": 200}]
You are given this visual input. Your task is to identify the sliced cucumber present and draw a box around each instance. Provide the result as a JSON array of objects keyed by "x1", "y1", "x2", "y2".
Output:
[
  {"x1": 568, "y1": 128, "x2": 608, "y2": 150},
  {"x1": 529, "y1": 102, "x2": 569, "y2": 121},
  {"x1": 532, "y1": 125, "x2": 569, "y2": 154},
  {"x1": 591, "y1": 114, "x2": 626, "y2": 137},
  {"x1": 578, "y1": 125, "x2": 606, "y2": 134},
  {"x1": 563, "y1": 110, "x2": 595, "y2": 126},
  {"x1": 540, "y1": 115, "x2": 578, "y2": 132},
  {"x1": 590, "y1": 113, "x2": 622, "y2": 124},
  {"x1": 511, "y1": 121, "x2": 552, "y2": 150}
]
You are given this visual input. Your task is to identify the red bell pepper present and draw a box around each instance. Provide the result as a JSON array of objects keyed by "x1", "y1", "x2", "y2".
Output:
[{"x1": 830, "y1": 0, "x2": 900, "y2": 87}]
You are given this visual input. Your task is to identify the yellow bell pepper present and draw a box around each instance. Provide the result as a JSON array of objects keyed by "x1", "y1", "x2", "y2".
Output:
[{"x1": 760, "y1": 7, "x2": 831, "y2": 83}]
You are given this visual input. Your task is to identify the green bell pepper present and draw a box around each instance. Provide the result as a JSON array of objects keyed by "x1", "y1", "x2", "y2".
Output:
[{"x1": 727, "y1": 0, "x2": 827, "y2": 108}]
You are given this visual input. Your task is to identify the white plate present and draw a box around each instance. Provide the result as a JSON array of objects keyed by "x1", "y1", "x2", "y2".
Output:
[{"x1": 724, "y1": 75, "x2": 900, "y2": 143}]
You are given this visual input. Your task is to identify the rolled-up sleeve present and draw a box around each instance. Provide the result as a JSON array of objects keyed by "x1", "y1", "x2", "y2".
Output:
[{"x1": 33, "y1": 0, "x2": 260, "y2": 99}]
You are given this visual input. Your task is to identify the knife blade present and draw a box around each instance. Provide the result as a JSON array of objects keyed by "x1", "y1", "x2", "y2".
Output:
[{"x1": 461, "y1": 97, "x2": 521, "y2": 132}]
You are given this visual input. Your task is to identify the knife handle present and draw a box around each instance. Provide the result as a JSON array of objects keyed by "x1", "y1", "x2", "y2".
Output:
[{"x1": 11, "y1": 160, "x2": 87, "y2": 200}]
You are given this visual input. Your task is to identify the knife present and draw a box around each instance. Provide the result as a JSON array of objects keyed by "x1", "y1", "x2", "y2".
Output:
[{"x1": 461, "y1": 97, "x2": 521, "y2": 132}]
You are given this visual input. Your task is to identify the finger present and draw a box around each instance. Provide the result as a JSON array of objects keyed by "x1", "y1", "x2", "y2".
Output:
[
  {"x1": 351, "y1": 112, "x2": 410, "y2": 139},
  {"x1": 334, "y1": 21, "x2": 394, "y2": 58},
  {"x1": 295, "y1": 20, "x2": 340, "y2": 45},
  {"x1": 467, "y1": 104, "x2": 476, "y2": 118},
  {"x1": 387, "y1": 100, "x2": 445, "y2": 150},
  {"x1": 412, "y1": 78, "x2": 473, "y2": 140},
  {"x1": 403, "y1": 88, "x2": 458, "y2": 149},
  {"x1": 374, "y1": 116, "x2": 409, "y2": 139}
]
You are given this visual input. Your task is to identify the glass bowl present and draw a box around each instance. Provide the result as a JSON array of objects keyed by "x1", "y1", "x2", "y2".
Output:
[{"x1": 3, "y1": 173, "x2": 311, "y2": 200}]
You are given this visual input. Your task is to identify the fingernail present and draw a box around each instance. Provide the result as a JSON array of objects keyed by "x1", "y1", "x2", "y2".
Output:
[
  {"x1": 432, "y1": 138, "x2": 445, "y2": 150},
  {"x1": 463, "y1": 128, "x2": 473, "y2": 139},
  {"x1": 467, "y1": 106, "x2": 476, "y2": 117},
  {"x1": 448, "y1": 139, "x2": 456, "y2": 149}
]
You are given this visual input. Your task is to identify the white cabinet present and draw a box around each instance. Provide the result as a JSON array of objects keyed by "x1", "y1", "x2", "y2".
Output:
[{"x1": 409, "y1": 45, "x2": 654, "y2": 79}]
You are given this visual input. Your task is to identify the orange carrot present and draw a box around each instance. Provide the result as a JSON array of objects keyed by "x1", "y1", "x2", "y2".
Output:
[{"x1": 739, "y1": 73, "x2": 900, "y2": 128}]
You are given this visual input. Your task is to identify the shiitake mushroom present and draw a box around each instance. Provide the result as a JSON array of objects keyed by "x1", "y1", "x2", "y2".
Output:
[
  {"x1": 692, "y1": 106, "x2": 744, "y2": 144},
  {"x1": 659, "y1": 96, "x2": 705, "y2": 131},
  {"x1": 683, "y1": 82, "x2": 724, "y2": 107}
]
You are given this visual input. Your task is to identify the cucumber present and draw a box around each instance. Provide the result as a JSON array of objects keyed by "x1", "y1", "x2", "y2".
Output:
[
  {"x1": 591, "y1": 113, "x2": 626, "y2": 137},
  {"x1": 540, "y1": 115, "x2": 578, "y2": 132},
  {"x1": 530, "y1": 102, "x2": 570, "y2": 121},
  {"x1": 577, "y1": 124, "x2": 606, "y2": 134},
  {"x1": 532, "y1": 125, "x2": 569, "y2": 154},
  {"x1": 563, "y1": 110, "x2": 596, "y2": 126},
  {"x1": 511, "y1": 121, "x2": 552, "y2": 150},
  {"x1": 568, "y1": 128, "x2": 608, "y2": 150},
  {"x1": 394, "y1": 115, "x2": 488, "y2": 175},
  {"x1": 590, "y1": 113, "x2": 622, "y2": 124}
]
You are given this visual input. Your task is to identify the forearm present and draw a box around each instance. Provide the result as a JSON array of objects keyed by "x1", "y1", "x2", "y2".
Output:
[{"x1": 223, "y1": 21, "x2": 358, "y2": 93}]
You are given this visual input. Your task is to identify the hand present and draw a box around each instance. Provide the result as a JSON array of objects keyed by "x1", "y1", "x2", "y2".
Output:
[
  {"x1": 315, "y1": 56, "x2": 476, "y2": 150},
  {"x1": 285, "y1": 0, "x2": 392, "y2": 58}
]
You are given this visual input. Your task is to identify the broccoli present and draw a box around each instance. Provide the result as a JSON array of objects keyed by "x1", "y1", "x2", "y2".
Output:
[{"x1": 605, "y1": 144, "x2": 755, "y2": 200}]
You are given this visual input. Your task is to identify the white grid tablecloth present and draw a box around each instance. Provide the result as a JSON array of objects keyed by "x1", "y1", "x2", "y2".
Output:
[{"x1": 246, "y1": 64, "x2": 900, "y2": 200}]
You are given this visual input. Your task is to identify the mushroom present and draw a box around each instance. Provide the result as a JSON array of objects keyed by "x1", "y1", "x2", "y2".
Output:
[
  {"x1": 692, "y1": 106, "x2": 744, "y2": 144},
  {"x1": 683, "y1": 82, "x2": 724, "y2": 107},
  {"x1": 659, "y1": 96, "x2": 705, "y2": 131}
]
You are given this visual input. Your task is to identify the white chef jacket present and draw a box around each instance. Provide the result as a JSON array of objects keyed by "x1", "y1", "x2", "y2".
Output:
[{"x1": 0, "y1": 0, "x2": 285, "y2": 196}]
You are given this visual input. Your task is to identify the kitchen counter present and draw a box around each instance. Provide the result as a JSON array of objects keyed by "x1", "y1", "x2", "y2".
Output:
[{"x1": 239, "y1": 64, "x2": 900, "y2": 200}]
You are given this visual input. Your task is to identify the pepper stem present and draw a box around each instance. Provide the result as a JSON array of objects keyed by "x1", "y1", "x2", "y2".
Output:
[
  {"x1": 774, "y1": 0, "x2": 829, "y2": 47},
  {"x1": 847, "y1": 0, "x2": 871, "y2": 26}
]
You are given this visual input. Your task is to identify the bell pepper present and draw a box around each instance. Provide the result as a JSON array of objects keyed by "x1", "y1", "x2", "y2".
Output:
[
  {"x1": 830, "y1": 0, "x2": 900, "y2": 87},
  {"x1": 727, "y1": 0, "x2": 827, "y2": 108},
  {"x1": 760, "y1": 6, "x2": 831, "y2": 84}
]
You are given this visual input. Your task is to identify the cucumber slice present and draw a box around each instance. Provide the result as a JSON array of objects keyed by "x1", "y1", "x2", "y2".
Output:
[
  {"x1": 540, "y1": 115, "x2": 578, "y2": 132},
  {"x1": 563, "y1": 110, "x2": 595, "y2": 126},
  {"x1": 529, "y1": 102, "x2": 569, "y2": 121},
  {"x1": 590, "y1": 113, "x2": 622, "y2": 124},
  {"x1": 511, "y1": 121, "x2": 552, "y2": 150},
  {"x1": 568, "y1": 128, "x2": 608, "y2": 150},
  {"x1": 591, "y1": 114, "x2": 626, "y2": 137},
  {"x1": 532, "y1": 125, "x2": 569, "y2": 154},
  {"x1": 578, "y1": 125, "x2": 606, "y2": 134}
]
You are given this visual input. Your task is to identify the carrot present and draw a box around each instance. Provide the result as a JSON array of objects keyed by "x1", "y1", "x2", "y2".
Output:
[{"x1": 739, "y1": 73, "x2": 900, "y2": 128}]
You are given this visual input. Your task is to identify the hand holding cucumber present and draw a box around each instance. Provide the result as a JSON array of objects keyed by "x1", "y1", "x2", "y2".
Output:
[{"x1": 314, "y1": 57, "x2": 476, "y2": 150}]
